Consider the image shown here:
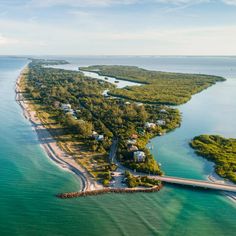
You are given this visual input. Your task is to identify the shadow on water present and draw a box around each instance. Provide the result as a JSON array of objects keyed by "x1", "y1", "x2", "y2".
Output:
[{"x1": 162, "y1": 182, "x2": 224, "y2": 197}]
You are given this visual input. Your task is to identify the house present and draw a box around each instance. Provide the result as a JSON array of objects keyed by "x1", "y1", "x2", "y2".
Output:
[
  {"x1": 127, "y1": 139, "x2": 137, "y2": 145},
  {"x1": 125, "y1": 101, "x2": 131, "y2": 105},
  {"x1": 131, "y1": 134, "x2": 138, "y2": 139},
  {"x1": 92, "y1": 131, "x2": 98, "y2": 138},
  {"x1": 135, "y1": 102, "x2": 143, "y2": 107},
  {"x1": 96, "y1": 135, "x2": 104, "y2": 141},
  {"x1": 133, "y1": 151, "x2": 146, "y2": 162},
  {"x1": 156, "y1": 119, "x2": 166, "y2": 126},
  {"x1": 160, "y1": 109, "x2": 168, "y2": 114},
  {"x1": 102, "y1": 90, "x2": 109, "y2": 97},
  {"x1": 53, "y1": 101, "x2": 60, "y2": 108},
  {"x1": 66, "y1": 109, "x2": 75, "y2": 115},
  {"x1": 92, "y1": 131, "x2": 104, "y2": 141},
  {"x1": 127, "y1": 144, "x2": 138, "y2": 152},
  {"x1": 145, "y1": 122, "x2": 156, "y2": 129},
  {"x1": 61, "y1": 103, "x2": 72, "y2": 112}
]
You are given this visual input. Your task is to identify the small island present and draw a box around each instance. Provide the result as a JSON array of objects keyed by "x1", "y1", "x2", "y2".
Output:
[
  {"x1": 16, "y1": 59, "x2": 226, "y2": 197},
  {"x1": 190, "y1": 135, "x2": 236, "y2": 183}
]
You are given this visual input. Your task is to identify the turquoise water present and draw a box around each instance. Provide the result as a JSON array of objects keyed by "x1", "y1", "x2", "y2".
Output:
[{"x1": 0, "y1": 56, "x2": 235, "y2": 236}]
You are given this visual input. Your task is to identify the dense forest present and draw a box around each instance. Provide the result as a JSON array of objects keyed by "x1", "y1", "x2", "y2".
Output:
[
  {"x1": 190, "y1": 135, "x2": 236, "y2": 183},
  {"x1": 22, "y1": 59, "x2": 182, "y2": 185},
  {"x1": 80, "y1": 65, "x2": 225, "y2": 105}
]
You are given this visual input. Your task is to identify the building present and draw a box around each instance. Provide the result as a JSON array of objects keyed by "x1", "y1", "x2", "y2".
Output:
[
  {"x1": 96, "y1": 135, "x2": 104, "y2": 141},
  {"x1": 92, "y1": 131, "x2": 104, "y2": 141},
  {"x1": 127, "y1": 139, "x2": 137, "y2": 145},
  {"x1": 130, "y1": 134, "x2": 138, "y2": 139},
  {"x1": 53, "y1": 101, "x2": 60, "y2": 108},
  {"x1": 135, "y1": 102, "x2": 143, "y2": 107},
  {"x1": 61, "y1": 103, "x2": 72, "y2": 112},
  {"x1": 66, "y1": 109, "x2": 75, "y2": 115},
  {"x1": 133, "y1": 151, "x2": 146, "y2": 162},
  {"x1": 92, "y1": 131, "x2": 98, "y2": 138},
  {"x1": 156, "y1": 119, "x2": 166, "y2": 126},
  {"x1": 160, "y1": 109, "x2": 168, "y2": 114},
  {"x1": 145, "y1": 122, "x2": 156, "y2": 129},
  {"x1": 127, "y1": 144, "x2": 138, "y2": 152}
]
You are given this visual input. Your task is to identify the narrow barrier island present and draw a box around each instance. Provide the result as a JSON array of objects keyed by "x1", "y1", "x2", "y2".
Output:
[
  {"x1": 17, "y1": 59, "x2": 226, "y2": 197},
  {"x1": 190, "y1": 135, "x2": 236, "y2": 183}
]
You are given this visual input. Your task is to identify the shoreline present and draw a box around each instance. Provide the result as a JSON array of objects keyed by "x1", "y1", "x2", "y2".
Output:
[
  {"x1": 15, "y1": 66, "x2": 103, "y2": 192},
  {"x1": 208, "y1": 172, "x2": 236, "y2": 203},
  {"x1": 15, "y1": 63, "x2": 235, "y2": 201}
]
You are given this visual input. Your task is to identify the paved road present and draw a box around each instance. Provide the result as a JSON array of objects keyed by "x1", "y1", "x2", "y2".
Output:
[
  {"x1": 149, "y1": 175, "x2": 236, "y2": 193},
  {"x1": 109, "y1": 138, "x2": 236, "y2": 193},
  {"x1": 109, "y1": 137, "x2": 119, "y2": 163}
]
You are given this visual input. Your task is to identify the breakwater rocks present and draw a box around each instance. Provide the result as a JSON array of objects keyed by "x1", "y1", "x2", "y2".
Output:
[{"x1": 57, "y1": 185, "x2": 163, "y2": 199}]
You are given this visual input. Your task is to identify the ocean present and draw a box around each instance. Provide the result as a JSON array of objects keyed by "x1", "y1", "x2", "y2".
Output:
[{"x1": 0, "y1": 56, "x2": 235, "y2": 236}]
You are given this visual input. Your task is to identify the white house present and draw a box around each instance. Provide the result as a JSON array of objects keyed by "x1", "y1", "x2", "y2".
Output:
[
  {"x1": 133, "y1": 151, "x2": 146, "y2": 162},
  {"x1": 145, "y1": 122, "x2": 156, "y2": 129},
  {"x1": 92, "y1": 131, "x2": 98, "y2": 138},
  {"x1": 156, "y1": 120, "x2": 166, "y2": 126},
  {"x1": 127, "y1": 139, "x2": 137, "y2": 145},
  {"x1": 61, "y1": 103, "x2": 71, "y2": 112},
  {"x1": 96, "y1": 135, "x2": 104, "y2": 141},
  {"x1": 92, "y1": 131, "x2": 104, "y2": 141},
  {"x1": 135, "y1": 102, "x2": 143, "y2": 107},
  {"x1": 160, "y1": 109, "x2": 168, "y2": 114}
]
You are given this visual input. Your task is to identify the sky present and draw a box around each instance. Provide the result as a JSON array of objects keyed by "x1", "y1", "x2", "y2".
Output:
[{"x1": 0, "y1": 0, "x2": 236, "y2": 55}]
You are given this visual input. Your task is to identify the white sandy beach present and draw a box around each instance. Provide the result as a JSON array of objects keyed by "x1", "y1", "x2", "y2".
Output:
[{"x1": 15, "y1": 67, "x2": 103, "y2": 192}]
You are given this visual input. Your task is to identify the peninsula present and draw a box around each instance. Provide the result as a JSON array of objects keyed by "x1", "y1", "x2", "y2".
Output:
[
  {"x1": 80, "y1": 65, "x2": 225, "y2": 105},
  {"x1": 16, "y1": 59, "x2": 226, "y2": 196}
]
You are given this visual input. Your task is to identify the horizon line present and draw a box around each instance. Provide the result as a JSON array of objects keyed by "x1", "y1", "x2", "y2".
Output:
[{"x1": 1, "y1": 55, "x2": 236, "y2": 58}]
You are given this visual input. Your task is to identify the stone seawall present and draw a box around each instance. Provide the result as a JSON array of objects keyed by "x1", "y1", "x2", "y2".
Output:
[{"x1": 57, "y1": 185, "x2": 163, "y2": 199}]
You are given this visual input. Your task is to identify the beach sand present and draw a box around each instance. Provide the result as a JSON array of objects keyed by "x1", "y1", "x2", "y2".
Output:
[
  {"x1": 208, "y1": 172, "x2": 236, "y2": 203},
  {"x1": 15, "y1": 67, "x2": 103, "y2": 192}
]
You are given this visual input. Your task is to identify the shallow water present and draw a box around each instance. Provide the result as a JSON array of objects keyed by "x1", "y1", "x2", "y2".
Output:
[
  {"x1": 50, "y1": 63, "x2": 142, "y2": 88},
  {"x1": 0, "y1": 56, "x2": 235, "y2": 236}
]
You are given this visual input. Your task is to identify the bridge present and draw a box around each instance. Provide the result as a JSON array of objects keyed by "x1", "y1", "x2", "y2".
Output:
[
  {"x1": 109, "y1": 138, "x2": 236, "y2": 193},
  {"x1": 149, "y1": 175, "x2": 236, "y2": 193}
]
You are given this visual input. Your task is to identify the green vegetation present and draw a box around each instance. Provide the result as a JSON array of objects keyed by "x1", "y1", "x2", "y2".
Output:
[
  {"x1": 125, "y1": 171, "x2": 161, "y2": 188},
  {"x1": 190, "y1": 135, "x2": 236, "y2": 183},
  {"x1": 21, "y1": 59, "x2": 185, "y2": 184},
  {"x1": 80, "y1": 65, "x2": 225, "y2": 105}
]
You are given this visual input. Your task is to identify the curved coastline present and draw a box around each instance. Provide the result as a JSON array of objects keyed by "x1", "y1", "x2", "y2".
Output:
[
  {"x1": 15, "y1": 66, "x2": 103, "y2": 192},
  {"x1": 15, "y1": 63, "x2": 236, "y2": 201},
  {"x1": 15, "y1": 66, "x2": 163, "y2": 196},
  {"x1": 208, "y1": 172, "x2": 236, "y2": 203}
]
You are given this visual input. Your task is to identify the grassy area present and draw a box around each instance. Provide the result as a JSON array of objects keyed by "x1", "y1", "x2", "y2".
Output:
[
  {"x1": 80, "y1": 65, "x2": 225, "y2": 105},
  {"x1": 190, "y1": 135, "x2": 236, "y2": 183}
]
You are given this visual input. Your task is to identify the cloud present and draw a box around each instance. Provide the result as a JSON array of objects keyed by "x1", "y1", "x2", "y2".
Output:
[
  {"x1": 2, "y1": 0, "x2": 236, "y2": 9},
  {"x1": 222, "y1": 0, "x2": 236, "y2": 6},
  {"x1": 154, "y1": 0, "x2": 208, "y2": 5},
  {"x1": 0, "y1": 35, "x2": 19, "y2": 45},
  {"x1": 26, "y1": 0, "x2": 139, "y2": 8},
  {"x1": 25, "y1": 0, "x2": 211, "y2": 8}
]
